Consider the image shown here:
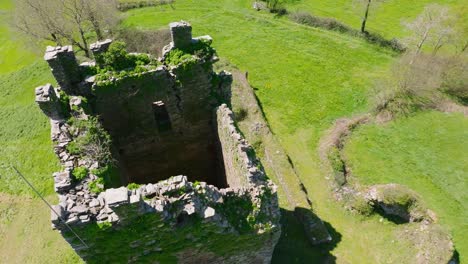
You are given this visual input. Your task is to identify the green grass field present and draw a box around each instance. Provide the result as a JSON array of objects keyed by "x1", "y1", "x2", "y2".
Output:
[
  {"x1": 344, "y1": 111, "x2": 468, "y2": 258},
  {"x1": 0, "y1": 0, "x2": 466, "y2": 262},
  {"x1": 285, "y1": 0, "x2": 466, "y2": 39},
  {"x1": 0, "y1": 2, "x2": 81, "y2": 263}
]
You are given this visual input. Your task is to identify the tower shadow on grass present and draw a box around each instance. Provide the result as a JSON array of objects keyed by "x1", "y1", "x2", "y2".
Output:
[{"x1": 272, "y1": 208, "x2": 342, "y2": 264}]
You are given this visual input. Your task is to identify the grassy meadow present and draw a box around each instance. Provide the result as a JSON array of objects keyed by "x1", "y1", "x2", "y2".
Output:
[
  {"x1": 0, "y1": 0, "x2": 466, "y2": 262},
  {"x1": 344, "y1": 111, "x2": 468, "y2": 258},
  {"x1": 285, "y1": 0, "x2": 466, "y2": 39}
]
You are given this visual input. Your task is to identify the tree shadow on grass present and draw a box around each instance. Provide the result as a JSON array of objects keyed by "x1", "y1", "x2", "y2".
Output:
[{"x1": 272, "y1": 208, "x2": 342, "y2": 264}]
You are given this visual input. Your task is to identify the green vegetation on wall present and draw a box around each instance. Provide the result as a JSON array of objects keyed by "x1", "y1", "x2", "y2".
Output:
[{"x1": 65, "y1": 205, "x2": 269, "y2": 263}]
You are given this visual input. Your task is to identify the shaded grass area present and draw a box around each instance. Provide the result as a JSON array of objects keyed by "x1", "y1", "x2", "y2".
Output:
[
  {"x1": 344, "y1": 111, "x2": 468, "y2": 260},
  {"x1": 285, "y1": 0, "x2": 465, "y2": 39}
]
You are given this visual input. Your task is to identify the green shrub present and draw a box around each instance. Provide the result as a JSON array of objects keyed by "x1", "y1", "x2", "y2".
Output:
[
  {"x1": 165, "y1": 49, "x2": 195, "y2": 66},
  {"x1": 94, "y1": 41, "x2": 158, "y2": 83},
  {"x1": 99, "y1": 41, "x2": 132, "y2": 71},
  {"x1": 234, "y1": 107, "x2": 248, "y2": 121},
  {"x1": 67, "y1": 117, "x2": 114, "y2": 165},
  {"x1": 441, "y1": 59, "x2": 468, "y2": 105},
  {"x1": 91, "y1": 165, "x2": 121, "y2": 188},
  {"x1": 349, "y1": 195, "x2": 374, "y2": 216},
  {"x1": 66, "y1": 141, "x2": 81, "y2": 155},
  {"x1": 72, "y1": 166, "x2": 89, "y2": 181},
  {"x1": 289, "y1": 11, "x2": 404, "y2": 52},
  {"x1": 58, "y1": 90, "x2": 71, "y2": 117},
  {"x1": 127, "y1": 183, "x2": 140, "y2": 190},
  {"x1": 89, "y1": 178, "x2": 105, "y2": 194},
  {"x1": 190, "y1": 39, "x2": 216, "y2": 59},
  {"x1": 328, "y1": 147, "x2": 344, "y2": 173},
  {"x1": 328, "y1": 146, "x2": 346, "y2": 186}
]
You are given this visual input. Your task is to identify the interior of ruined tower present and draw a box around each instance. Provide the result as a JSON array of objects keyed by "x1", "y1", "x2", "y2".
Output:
[
  {"x1": 91, "y1": 67, "x2": 230, "y2": 189},
  {"x1": 114, "y1": 121, "x2": 228, "y2": 189}
]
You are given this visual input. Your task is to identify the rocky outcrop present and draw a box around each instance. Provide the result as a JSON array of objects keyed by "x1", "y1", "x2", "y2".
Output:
[{"x1": 365, "y1": 184, "x2": 434, "y2": 223}]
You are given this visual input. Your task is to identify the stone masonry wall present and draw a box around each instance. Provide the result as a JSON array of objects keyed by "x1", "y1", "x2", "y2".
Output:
[
  {"x1": 35, "y1": 21, "x2": 281, "y2": 263},
  {"x1": 217, "y1": 104, "x2": 259, "y2": 189}
]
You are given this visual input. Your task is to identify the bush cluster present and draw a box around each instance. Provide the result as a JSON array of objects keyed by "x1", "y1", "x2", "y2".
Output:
[
  {"x1": 127, "y1": 183, "x2": 140, "y2": 190},
  {"x1": 72, "y1": 166, "x2": 89, "y2": 181},
  {"x1": 66, "y1": 117, "x2": 114, "y2": 165},
  {"x1": 117, "y1": 0, "x2": 174, "y2": 12},
  {"x1": 89, "y1": 178, "x2": 105, "y2": 194},
  {"x1": 289, "y1": 11, "x2": 404, "y2": 52},
  {"x1": 94, "y1": 41, "x2": 159, "y2": 83},
  {"x1": 373, "y1": 53, "x2": 467, "y2": 117},
  {"x1": 261, "y1": 0, "x2": 287, "y2": 15},
  {"x1": 96, "y1": 41, "x2": 152, "y2": 71}
]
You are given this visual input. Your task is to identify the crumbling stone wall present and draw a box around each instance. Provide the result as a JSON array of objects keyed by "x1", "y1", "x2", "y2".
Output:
[
  {"x1": 35, "y1": 21, "x2": 280, "y2": 263},
  {"x1": 217, "y1": 105, "x2": 257, "y2": 189}
]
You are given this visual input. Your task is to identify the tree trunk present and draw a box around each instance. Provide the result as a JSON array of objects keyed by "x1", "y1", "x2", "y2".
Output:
[
  {"x1": 78, "y1": 27, "x2": 90, "y2": 58},
  {"x1": 415, "y1": 28, "x2": 430, "y2": 55},
  {"x1": 361, "y1": 0, "x2": 372, "y2": 33},
  {"x1": 89, "y1": 13, "x2": 103, "y2": 40}
]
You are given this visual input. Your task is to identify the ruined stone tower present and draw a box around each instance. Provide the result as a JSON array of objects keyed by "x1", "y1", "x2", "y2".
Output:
[{"x1": 35, "y1": 21, "x2": 280, "y2": 263}]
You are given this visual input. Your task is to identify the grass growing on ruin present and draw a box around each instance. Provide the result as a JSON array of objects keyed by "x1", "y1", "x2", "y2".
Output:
[
  {"x1": 285, "y1": 0, "x2": 466, "y2": 39},
  {"x1": 343, "y1": 111, "x2": 468, "y2": 258}
]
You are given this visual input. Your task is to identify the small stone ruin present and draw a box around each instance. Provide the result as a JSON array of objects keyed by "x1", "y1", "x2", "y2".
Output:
[{"x1": 35, "y1": 21, "x2": 280, "y2": 263}]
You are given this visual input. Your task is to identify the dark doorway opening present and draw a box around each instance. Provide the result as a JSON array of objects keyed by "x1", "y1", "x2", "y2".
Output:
[{"x1": 152, "y1": 101, "x2": 172, "y2": 132}]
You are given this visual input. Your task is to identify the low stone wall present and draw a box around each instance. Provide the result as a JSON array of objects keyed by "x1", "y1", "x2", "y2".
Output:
[{"x1": 216, "y1": 104, "x2": 265, "y2": 189}]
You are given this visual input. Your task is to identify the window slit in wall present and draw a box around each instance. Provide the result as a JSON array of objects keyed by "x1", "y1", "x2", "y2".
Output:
[{"x1": 152, "y1": 101, "x2": 172, "y2": 132}]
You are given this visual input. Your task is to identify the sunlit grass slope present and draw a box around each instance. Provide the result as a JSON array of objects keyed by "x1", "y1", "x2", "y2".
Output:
[
  {"x1": 286, "y1": 0, "x2": 465, "y2": 39},
  {"x1": 344, "y1": 111, "x2": 468, "y2": 258}
]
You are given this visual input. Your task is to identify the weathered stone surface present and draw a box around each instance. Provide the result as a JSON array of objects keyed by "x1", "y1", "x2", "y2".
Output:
[
  {"x1": 44, "y1": 45, "x2": 81, "y2": 94},
  {"x1": 105, "y1": 187, "x2": 129, "y2": 207},
  {"x1": 204, "y1": 207, "x2": 216, "y2": 218},
  {"x1": 90, "y1": 39, "x2": 112, "y2": 59},
  {"x1": 169, "y1": 21, "x2": 192, "y2": 49},
  {"x1": 53, "y1": 171, "x2": 73, "y2": 192},
  {"x1": 35, "y1": 84, "x2": 63, "y2": 120},
  {"x1": 51, "y1": 205, "x2": 66, "y2": 225}
]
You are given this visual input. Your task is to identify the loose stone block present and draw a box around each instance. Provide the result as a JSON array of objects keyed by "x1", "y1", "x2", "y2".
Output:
[
  {"x1": 105, "y1": 187, "x2": 129, "y2": 207},
  {"x1": 35, "y1": 84, "x2": 63, "y2": 120}
]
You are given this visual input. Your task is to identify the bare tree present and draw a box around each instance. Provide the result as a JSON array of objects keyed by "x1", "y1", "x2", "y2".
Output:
[
  {"x1": 354, "y1": 0, "x2": 385, "y2": 33},
  {"x1": 402, "y1": 4, "x2": 453, "y2": 55},
  {"x1": 13, "y1": 0, "x2": 66, "y2": 45},
  {"x1": 13, "y1": 0, "x2": 119, "y2": 57},
  {"x1": 450, "y1": 6, "x2": 468, "y2": 54}
]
